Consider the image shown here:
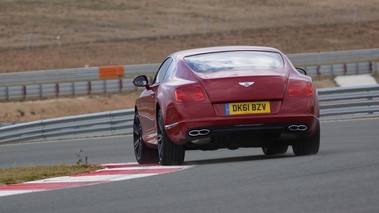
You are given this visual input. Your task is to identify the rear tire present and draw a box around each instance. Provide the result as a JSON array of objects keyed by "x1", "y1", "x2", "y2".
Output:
[
  {"x1": 133, "y1": 112, "x2": 158, "y2": 164},
  {"x1": 293, "y1": 124, "x2": 320, "y2": 156},
  {"x1": 157, "y1": 110, "x2": 185, "y2": 165},
  {"x1": 262, "y1": 145, "x2": 288, "y2": 155}
]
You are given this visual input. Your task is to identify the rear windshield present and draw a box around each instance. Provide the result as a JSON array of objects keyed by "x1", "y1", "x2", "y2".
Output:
[{"x1": 184, "y1": 51, "x2": 284, "y2": 72}]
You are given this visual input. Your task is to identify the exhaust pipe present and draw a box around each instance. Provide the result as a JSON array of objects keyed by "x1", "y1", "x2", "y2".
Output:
[
  {"x1": 288, "y1": 125, "x2": 308, "y2": 131},
  {"x1": 188, "y1": 129, "x2": 210, "y2": 137}
]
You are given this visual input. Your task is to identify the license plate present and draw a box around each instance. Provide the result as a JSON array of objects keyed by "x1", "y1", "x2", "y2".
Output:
[{"x1": 225, "y1": 101, "x2": 270, "y2": 115}]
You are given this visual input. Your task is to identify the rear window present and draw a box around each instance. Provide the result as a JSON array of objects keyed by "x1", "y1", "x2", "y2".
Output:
[{"x1": 184, "y1": 51, "x2": 284, "y2": 72}]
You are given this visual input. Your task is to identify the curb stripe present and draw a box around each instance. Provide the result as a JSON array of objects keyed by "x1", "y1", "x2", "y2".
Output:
[
  {"x1": 0, "y1": 163, "x2": 193, "y2": 197},
  {"x1": 74, "y1": 168, "x2": 183, "y2": 176},
  {"x1": 0, "y1": 181, "x2": 103, "y2": 190}
]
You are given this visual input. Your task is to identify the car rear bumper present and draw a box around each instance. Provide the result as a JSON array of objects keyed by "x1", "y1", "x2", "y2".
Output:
[{"x1": 165, "y1": 114, "x2": 319, "y2": 147}]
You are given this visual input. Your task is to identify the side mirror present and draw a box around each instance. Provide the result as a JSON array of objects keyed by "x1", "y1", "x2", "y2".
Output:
[
  {"x1": 133, "y1": 75, "x2": 150, "y2": 89},
  {"x1": 296, "y1": 68, "x2": 307, "y2": 75}
]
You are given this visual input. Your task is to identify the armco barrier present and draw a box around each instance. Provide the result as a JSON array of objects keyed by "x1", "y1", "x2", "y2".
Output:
[
  {"x1": 0, "y1": 109, "x2": 135, "y2": 144},
  {"x1": 1, "y1": 85, "x2": 379, "y2": 144},
  {"x1": 0, "y1": 64, "x2": 159, "y2": 87},
  {"x1": 0, "y1": 79, "x2": 137, "y2": 101},
  {"x1": 0, "y1": 48, "x2": 378, "y2": 87},
  {"x1": 0, "y1": 48, "x2": 378, "y2": 101},
  {"x1": 319, "y1": 85, "x2": 379, "y2": 120}
]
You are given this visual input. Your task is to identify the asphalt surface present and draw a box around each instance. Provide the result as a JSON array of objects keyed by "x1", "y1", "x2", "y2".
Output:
[{"x1": 1, "y1": 118, "x2": 379, "y2": 213}]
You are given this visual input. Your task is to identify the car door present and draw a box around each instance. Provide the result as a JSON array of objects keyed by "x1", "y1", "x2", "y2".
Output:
[{"x1": 139, "y1": 58, "x2": 173, "y2": 145}]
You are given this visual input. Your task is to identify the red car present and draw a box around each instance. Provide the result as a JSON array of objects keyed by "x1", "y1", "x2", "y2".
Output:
[{"x1": 133, "y1": 46, "x2": 320, "y2": 165}]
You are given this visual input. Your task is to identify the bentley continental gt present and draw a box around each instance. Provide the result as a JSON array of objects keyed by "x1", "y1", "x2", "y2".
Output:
[{"x1": 133, "y1": 46, "x2": 320, "y2": 165}]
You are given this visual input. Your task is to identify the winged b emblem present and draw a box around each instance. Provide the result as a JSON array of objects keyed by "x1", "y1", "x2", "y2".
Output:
[{"x1": 238, "y1": 82, "x2": 255, "y2": 88}]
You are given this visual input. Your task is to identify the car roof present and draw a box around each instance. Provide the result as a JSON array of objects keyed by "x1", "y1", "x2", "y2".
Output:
[{"x1": 169, "y1": 46, "x2": 282, "y2": 59}]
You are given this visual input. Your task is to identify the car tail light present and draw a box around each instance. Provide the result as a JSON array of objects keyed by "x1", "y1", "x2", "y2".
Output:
[
  {"x1": 288, "y1": 82, "x2": 313, "y2": 97},
  {"x1": 175, "y1": 86, "x2": 205, "y2": 102}
]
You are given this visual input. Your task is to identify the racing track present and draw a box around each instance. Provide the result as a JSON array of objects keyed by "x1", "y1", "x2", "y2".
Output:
[{"x1": 0, "y1": 118, "x2": 379, "y2": 213}]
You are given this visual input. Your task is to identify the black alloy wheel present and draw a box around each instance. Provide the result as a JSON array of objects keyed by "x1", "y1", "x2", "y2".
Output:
[
  {"x1": 292, "y1": 124, "x2": 320, "y2": 156},
  {"x1": 133, "y1": 112, "x2": 158, "y2": 164},
  {"x1": 157, "y1": 109, "x2": 185, "y2": 165}
]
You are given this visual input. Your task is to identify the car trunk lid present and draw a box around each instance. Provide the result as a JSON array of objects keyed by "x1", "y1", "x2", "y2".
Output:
[{"x1": 193, "y1": 69, "x2": 289, "y2": 103}]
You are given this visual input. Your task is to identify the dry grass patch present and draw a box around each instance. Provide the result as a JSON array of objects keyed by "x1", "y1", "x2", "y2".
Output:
[
  {"x1": 1, "y1": 92, "x2": 140, "y2": 122},
  {"x1": 0, "y1": 164, "x2": 103, "y2": 185},
  {"x1": 1, "y1": 0, "x2": 378, "y2": 73}
]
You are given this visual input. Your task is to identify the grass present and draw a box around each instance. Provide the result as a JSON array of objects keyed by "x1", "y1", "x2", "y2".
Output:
[
  {"x1": 0, "y1": 164, "x2": 103, "y2": 185},
  {"x1": 1, "y1": 0, "x2": 378, "y2": 50},
  {"x1": 1, "y1": 0, "x2": 378, "y2": 73}
]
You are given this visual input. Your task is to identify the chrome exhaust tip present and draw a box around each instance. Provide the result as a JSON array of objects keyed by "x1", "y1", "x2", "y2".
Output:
[
  {"x1": 188, "y1": 129, "x2": 211, "y2": 137},
  {"x1": 288, "y1": 125, "x2": 308, "y2": 131}
]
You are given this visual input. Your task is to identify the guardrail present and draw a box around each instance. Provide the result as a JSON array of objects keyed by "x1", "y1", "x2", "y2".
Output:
[
  {"x1": 1, "y1": 85, "x2": 379, "y2": 144},
  {"x1": 0, "y1": 64, "x2": 159, "y2": 87},
  {"x1": 0, "y1": 109, "x2": 135, "y2": 144},
  {"x1": 1, "y1": 79, "x2": 137, "y2": 101},
  {"x1": 1, "y1": 48, "x2": 378, "y2": 101},
  {"x1": 319, "y1": 85, "x2": 379, "y2": 120}
]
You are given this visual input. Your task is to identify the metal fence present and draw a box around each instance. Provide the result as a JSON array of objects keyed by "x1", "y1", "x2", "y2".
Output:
[
  {"x1": 319, "y1": 85, "x2": 379, "y2": 120},
  {"x1": 0, "y1": 109, "x2": 134, "y2": 144},
  {"x1": 1, "y1": 79, "x2": 137, "y2": 101},
  {"x1": 1, "y1": 49, "x2": 378, "y2": 87},
  {"x1": 1, "y1": 85, "x2": 379, "y2": 144},
  {"x1": 0, "y1": 64, "x2": 159, "y2": 87},
  {"x1": 1, "y1": 48, "x2": 378, "y2": 101}
]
